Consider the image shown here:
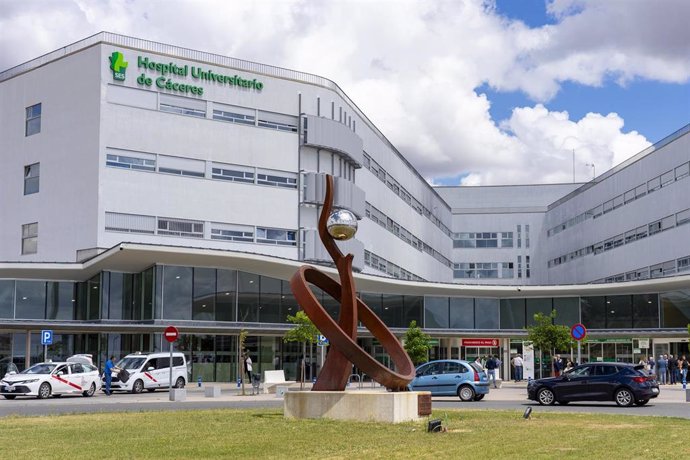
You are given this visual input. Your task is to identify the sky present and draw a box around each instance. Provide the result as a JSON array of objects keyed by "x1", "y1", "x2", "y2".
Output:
[{"x1": 1, "y1": 0, "x2": 688, "y2": 186}]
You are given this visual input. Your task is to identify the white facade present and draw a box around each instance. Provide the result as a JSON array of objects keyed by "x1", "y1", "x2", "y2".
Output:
[{"x1": 0, "y1": 32, "x2": 688, "y2": 289}]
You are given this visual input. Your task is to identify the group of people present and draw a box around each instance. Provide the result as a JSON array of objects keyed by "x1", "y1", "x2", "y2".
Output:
[{"x1": 639, "y1": 354, "x2": 689, "y2": 386}]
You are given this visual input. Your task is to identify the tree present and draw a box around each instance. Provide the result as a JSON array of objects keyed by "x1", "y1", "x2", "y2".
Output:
[
  {"x1": 403, "y1": 320, "x2": 433, "y2": 365},
  {"x1": 283, "y1": 310, "x2": 320, "y2": 389},
  {"x1": 526, "y1": 311, "x2": 571, "y2": 377}
]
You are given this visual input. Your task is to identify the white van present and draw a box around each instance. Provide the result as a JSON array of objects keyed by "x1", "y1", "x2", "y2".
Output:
[{"x1": 107, "y1": 352, "x2": 187, "y2": 394}]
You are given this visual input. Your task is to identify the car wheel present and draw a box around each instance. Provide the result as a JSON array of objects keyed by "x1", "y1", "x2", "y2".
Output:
[
  {"x1": 37, "y1": 382, "x2": 51, "y2": 399},
  {"x1": 615, "y1": 388, "x2": 634, "y2": 407},
  {"x1": 3, "y1": 395, "x2": 16, "y2": 400},
  {"x1": 537, "y1": 388, "x2": 555, "y2": 405},
  {"x1": 473, "y1": 394, "x2": 485, "y2": 401},
  {"x1": 132, "y1": 379, "x2": 144, "y2": 394},
  {"x1": 174, "y1": 377, "x2": 185, "y2": 389},
  {"x1": 458, "y1": 385, "x2": 475, "y2": 402},
  {"x1": 635, "y1": 399, "x2": 649, "y2": 406},
  {"x1": 83, "y1": 383, "x2": 96, "y2": 397}
]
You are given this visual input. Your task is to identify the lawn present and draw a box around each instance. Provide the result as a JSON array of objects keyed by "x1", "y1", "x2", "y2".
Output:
[{"x1": 2, "y1": 408, "x2": 689, "y2": 459}]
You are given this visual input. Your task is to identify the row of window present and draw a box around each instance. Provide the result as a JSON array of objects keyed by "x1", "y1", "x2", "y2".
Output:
[
  {"x1": 157, "y1": 94, "x2": 299, "y2": 133},
  {"x1": 365, "y1": 202, "x2": 451, "y2": 267},
  {"x1": 453, "y1": 262, "x2": 514, "y2": 279},
  {"x1": 547, "y1": 160, "x2": 690, "y2": 237},
  {"x1": 106, "y1": 149, "x2": 298, "y2": 189},
  {"x1": 363, "y1": 250, "x2": 425, "y2": 282},
  {"x1": 596, "y1": 254, "x2": 690, "y2": 284},
  {"x1": 105, "y1": 212, "x2": 297, "y2": 246},
  {"x1": 453, "y1": 232, "x2": 514, "y2": 249},
  {"x1": 362, "y1": 152, "x2": 451, "y2": 237},
  {"x1": 549, "y1": 207, "x2": 690, "y2": 268}
]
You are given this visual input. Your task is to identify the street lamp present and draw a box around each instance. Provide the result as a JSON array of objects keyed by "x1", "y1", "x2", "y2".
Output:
[{"x1": 585, "y1": 163, "x2": 596, "y2": 180}]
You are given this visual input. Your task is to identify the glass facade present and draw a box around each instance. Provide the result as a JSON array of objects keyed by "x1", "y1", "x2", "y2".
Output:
[{"x1": 0, "y1": 263, "x2": 681, "y2": 377}]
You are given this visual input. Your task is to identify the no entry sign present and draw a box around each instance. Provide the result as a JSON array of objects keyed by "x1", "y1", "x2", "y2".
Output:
[
  {"x1": 164, "y1": 325, "x2": 179, "y2": 343},
  {"x1": 571, "y1": 323, "x2": 587, "y2": 341}
]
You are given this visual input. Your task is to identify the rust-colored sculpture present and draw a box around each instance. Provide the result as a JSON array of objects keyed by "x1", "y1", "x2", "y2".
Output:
[{"x1": 290, "y1": 175, "x2": 415, "y2": 391}]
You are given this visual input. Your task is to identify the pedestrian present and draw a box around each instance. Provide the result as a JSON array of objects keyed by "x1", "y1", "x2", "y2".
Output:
[
  {"x1": 647, "y1": 356, "x2": 655, "y2": 375},
  {"x1": 512, "y1": 354, "x2": 524, "y2": 382},
  {"x1": 104, "y1": 355, "x2": 116, "y2": 396},
  {"x1": 553, "y1": 354, "x2": 563, "y2": 377},
  {"x1": 564, "y1": 360, "x2": 574, "y2": 372},
  {"x1": 639, "y1": 357, "x2": 649, "y2": 375},
  {"x1": 657, "y1": 355, "x2": 667, "y2": 385},
  {"x1": 668, "y1": 354, "x2": 677, "y2": 384},
  {"x1": 678, "y1": 355, "x2": 688, "y2": 388},
  {"x1": 486, "y1": 355, "x2": 498, "y2": 388},
  {"x1": 243, "y1": 351, "x2": 253, "y2": 384}
]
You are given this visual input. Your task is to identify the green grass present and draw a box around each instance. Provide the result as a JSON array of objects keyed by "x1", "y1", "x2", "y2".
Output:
[{"x1": 1, "y1": 408, "x2": 689, "y2": 459}]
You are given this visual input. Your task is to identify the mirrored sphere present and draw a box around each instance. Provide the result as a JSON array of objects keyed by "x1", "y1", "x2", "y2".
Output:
[{"x1": 327, "y1": 210, "x2": 358, "y2": 240}]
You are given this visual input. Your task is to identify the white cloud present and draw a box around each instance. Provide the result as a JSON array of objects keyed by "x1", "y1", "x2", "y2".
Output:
[{"x1": 0, "y1": 0, "x2": 685, "y2": 185}]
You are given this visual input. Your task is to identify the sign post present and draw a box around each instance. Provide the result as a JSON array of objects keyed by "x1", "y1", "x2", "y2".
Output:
[
  {"x1": 40, "y1": 330, "x2": 53, "y2": 362},
  {"x1": 570, "y1": 323, "x2": 587, "y2": 364},
  {"x1": 164, "y1": 326, "x2": 179, "y2": 401}
]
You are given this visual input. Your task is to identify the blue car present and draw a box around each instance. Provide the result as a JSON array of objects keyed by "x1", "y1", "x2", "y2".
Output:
[{"x1": 408, "y1": 359, "x2": 490, "y2": 401}]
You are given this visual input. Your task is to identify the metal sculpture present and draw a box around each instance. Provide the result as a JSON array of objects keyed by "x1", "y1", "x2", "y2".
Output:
[{"x1": 290, "y1": 174, "x2": 415, "y2": 391}]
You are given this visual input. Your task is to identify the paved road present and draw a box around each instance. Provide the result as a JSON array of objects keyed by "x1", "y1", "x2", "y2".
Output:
[{"x1": 0, "y1": 382, "x2": 688, "y2": 419}]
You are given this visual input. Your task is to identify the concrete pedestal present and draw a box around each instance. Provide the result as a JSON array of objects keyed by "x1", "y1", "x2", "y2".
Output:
[
  {"x1": 204, "y1": 386, "x2": 221, "y2": 398},
  {"x1": 284, "y1": 391, "x2": 430, "y2": 423},
  {"x1": 169, "y1": 388, "x2": 186, "y2": 401},
  {"x1": 276, "y1": 385, "x2": 288, "y2": 398}
]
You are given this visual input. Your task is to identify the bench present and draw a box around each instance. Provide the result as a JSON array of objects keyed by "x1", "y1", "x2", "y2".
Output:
[{"x1": 263, "y1": 370, "x2": 296, "y2": 394}]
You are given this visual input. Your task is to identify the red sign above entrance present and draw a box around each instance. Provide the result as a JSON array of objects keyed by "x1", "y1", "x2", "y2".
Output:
[{"x1": 462, "y1": 338, "x2": 499, "y2": 347}]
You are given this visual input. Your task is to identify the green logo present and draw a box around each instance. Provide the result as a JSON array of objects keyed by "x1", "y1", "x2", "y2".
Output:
[{"x1": 109, "y1": 51, "x2": 128, "y2": 81}]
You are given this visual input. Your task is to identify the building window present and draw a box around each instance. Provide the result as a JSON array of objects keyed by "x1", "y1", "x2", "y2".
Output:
[
  {"x1": 256, "y1": 227, "x2": 297, "y2": 246},
  {"x1": 24, "y1": 163, "x2": 40, "y2": 195},
  {"x1": 517, "y1": 225, "x2": 521, "y2": 248},
  {"x1": 22, "y1": 222, "x2": 38, "y2": 254},
  {"x1": 106, "y1": 152, "x2": 156, "y2": 171},
  {"x1": 526, "y1": 255, "x2": 531, "y2": 278},
  {"x1": 517, "y1": 255, "x2": 522, "y2": 278},
  {"x1": 157, "y1": 218, "x2": 204, "y2": 238},
  {"x1": 210, "y1": 223, "x2": 254, "y2": 242},
  {"x1": 25, "y1": 103, "x2": 41, "y2": 136}
]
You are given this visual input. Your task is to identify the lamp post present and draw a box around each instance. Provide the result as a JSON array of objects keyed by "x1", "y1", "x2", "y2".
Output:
[{"x1": 585, "y1": 163, "x2": 596, "y2": 180}]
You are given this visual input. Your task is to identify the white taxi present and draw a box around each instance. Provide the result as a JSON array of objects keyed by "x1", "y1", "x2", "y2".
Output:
[{"x1": 0, "y1": 361, "x2": 102, "y2": 399}]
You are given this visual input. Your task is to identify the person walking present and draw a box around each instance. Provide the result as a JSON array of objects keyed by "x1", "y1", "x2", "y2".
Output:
[
  {"x1": 486, "y1": 355, "x2": 498, "y2": 388},
  {"x1": 243, "y1": 351, "x2": 253, "y2": 384},
  {"x1": 668, "y1": 354, "x2": 677, "y2": 384},
  {"x1": 553, "y1": 354, "x2": 563, "y2": 377},
  {"x1": 104, "y1": 355, "x2": 116, "y2": 396},
  {"x1": 647, "y1": 356, "x2": 655, "y2": 375},
  {"x1": 512, "y1": 354, "x2": 524, "y2": 382},
  {"x1": 657, "y1": 355, "x2": 668, "y2": 385},
  {"x1": 680, "y1": 355, "x2": 688, "y2": 389}
]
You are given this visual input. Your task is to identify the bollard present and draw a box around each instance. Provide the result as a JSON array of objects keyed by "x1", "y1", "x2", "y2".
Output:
[
  {"x1": 236, "y1": 378, "x2": 241, "y2": 388},
  {"x1": 197, "y1": 376, "x2": 202, "y2": 387}
]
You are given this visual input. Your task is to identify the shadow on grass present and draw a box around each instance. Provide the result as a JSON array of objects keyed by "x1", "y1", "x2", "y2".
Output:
[{"x1": 251, "y1": 412, "x2": 283, "y2": 419}]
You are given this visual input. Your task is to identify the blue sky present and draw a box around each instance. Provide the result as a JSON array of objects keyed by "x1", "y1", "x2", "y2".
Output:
[
  {"x1": 491, "y1": 0, "x2": 690, "y2": 146},
  {"x1": 1, "y1": 0, "x2": 688, "y2": 185}
]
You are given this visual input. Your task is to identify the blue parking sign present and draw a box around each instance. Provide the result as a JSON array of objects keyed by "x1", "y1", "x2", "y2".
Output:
[{"x1": 41, "y1": 330, "x2": 53, "y2": 346}]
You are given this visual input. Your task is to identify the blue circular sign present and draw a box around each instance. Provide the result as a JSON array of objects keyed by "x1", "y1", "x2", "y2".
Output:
[{"x1": 571, "y1": 323, "x2": 587, "y2": 341}]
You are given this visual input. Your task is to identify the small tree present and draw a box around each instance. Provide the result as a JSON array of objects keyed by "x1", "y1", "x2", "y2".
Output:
[
  {"x1": 238, "y1": 329, "x2": 248, "y2": 395},
  {"x1": 283, "y1": 311, "x2": 320, "y2": 389},
  {"x1": 527, "y1": 311, "x2": 571, "y2": 377},
  {"x1": 403, "y1": 320, "x2": 432, "y2": 365}
]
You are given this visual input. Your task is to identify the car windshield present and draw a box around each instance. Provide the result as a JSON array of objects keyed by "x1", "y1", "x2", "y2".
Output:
[
  {"x1": 20, "y1": 363, "x2": 57, "y2": 375},
  {"x1": 117, "y1": 357, "x2": 146, "y2": 370}
]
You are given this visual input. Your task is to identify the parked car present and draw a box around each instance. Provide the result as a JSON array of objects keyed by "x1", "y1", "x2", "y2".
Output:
[
  {"x1": 408, "y1": 359, "x2": 490, "y2": 401},
  {"x1": 0, "y1": 361, "x2": 101, "y2": 399},
  {"x1": 527, "y1": 362, "x2": 659, "y2": 407},
  {"x1": 105, "y1": 352, "x2": 187, "y2": 394}
]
